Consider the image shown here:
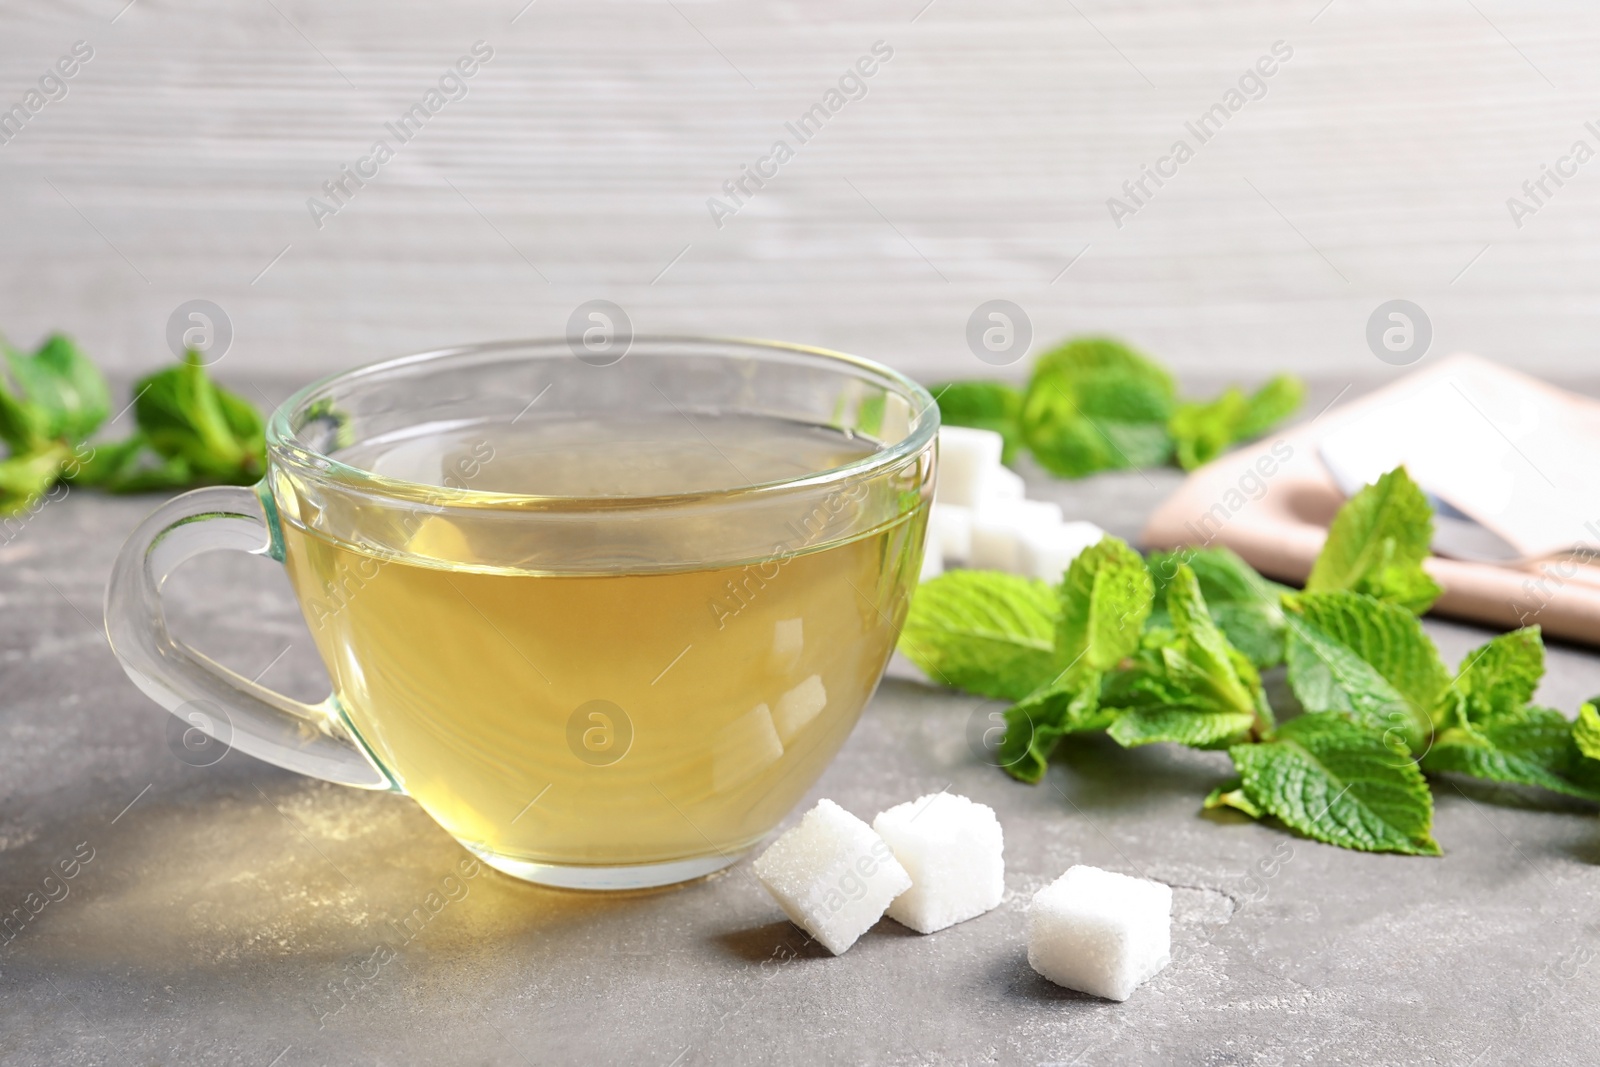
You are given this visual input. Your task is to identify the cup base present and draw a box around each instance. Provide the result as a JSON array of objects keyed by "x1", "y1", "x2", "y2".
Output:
[{"x1": 463, "y1": 843, "x2": 748, "y2": 890}]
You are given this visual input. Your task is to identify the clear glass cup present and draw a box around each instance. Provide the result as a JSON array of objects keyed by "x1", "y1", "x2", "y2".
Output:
[{"x1": 105, "y1": 337, "x2": 937, "y2": 889}]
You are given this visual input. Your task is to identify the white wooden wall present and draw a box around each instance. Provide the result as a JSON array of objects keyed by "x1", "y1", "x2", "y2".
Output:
[{"x1": 1, "y1": 0, "x2": 1596, "y2": 387}]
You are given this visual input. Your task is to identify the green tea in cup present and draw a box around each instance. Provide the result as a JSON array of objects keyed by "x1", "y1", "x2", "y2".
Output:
[{"x1": 107, "y1": 339, "x2": 936, "y2": 888}]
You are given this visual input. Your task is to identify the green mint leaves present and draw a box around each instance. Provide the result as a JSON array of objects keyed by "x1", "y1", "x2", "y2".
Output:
[
  {"x1": 1020, "y1": 338, "x2": 1177, "y2": 477},
  {"x1": 1424, "y1": 707, "x2": 1600, "y2": 803},
  {"x1": 931, "y1": 335, "x2": 1304, "y2": 479},
  {"x1": 1576, "y1": 701, "x2": 1600, "y2": 762},
  {"x1": 1149, "y1": 547, "x2": 1290, "y2": 669},
  {"x1": 1283, "y1": 591, "x2": 1447, "y2": 754},
  {"x1": 75, "y1": 352, "x2": 266, "y2": 492},
  {"x1": 901, "y1": 464, "x2": 1600, "y2": 856},
  {"x1": 1169, "y1": 374, "x2": 1305, "y2": 472},
  {"x1": 1054, "y1": 536, "x2": 1152, "y2": 674},
  {"x1": 1228, "y1": 715, "x2": 1440, "y2": 855},
  {"x1": 1420, "y1": 631, "x2": 1600, "y2": 802},
  {"x1": 932, "y1": 381, "x2": 1024, "y2": 465},
  {"x1": 3, "y1": 334, "x2": 110, "y2": 448},
  {"x1": 898, "y1": 570, "x2": 1060, "y2": 702},
  {"x1": 1101, "y1": 564, "x2": 1268, "y2": 751},
  {"x1": 0, "y1": 333, "x2": 110, "y2": 514},
  {"x1": 1305, "y1": 466, "x2": 1442, "y2": 613},
  {"x1": 0, "y1": 333, "x2": 267, "y2": 516},
  {"x1": 996, "y1": 537, "x2": 1154, "y2": 780}
]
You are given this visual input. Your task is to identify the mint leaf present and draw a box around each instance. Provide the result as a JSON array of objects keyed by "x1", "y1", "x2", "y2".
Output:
[
  {"x1": 1099, "y1": 563, "x2": 1265, "y2": 749},
  {"x1": 0, "y1": 373, "x2": 50, "y2": 455},
  {"x1": 129, "y1": 350, "x2": 267, "y2": 483},
  {"x1": 1421, "y1": 631, "x2": 1600, "y2": 801},
  {"x1": 1163, "y1": 563, "x2": 1266, "y2": 724},
  {"x1": 990, "y1": 536, "x2": 1154, "y2": 779},
  {"x1": 1284, "y1": 590, "x2": 1446, "y2": 753},
  {"x1": 0, "y1": 443, "x2": 69, "y2": 516},
  {"x1": 932, "y1": 381, "x2": 1024, "y2": 464},
  {"x1": 1229, "y1": 714, "x2": 1440, "y2": 855},
  {"x1": 1056, "y1": 536, "x2": 1153, "y2": 674},
  {"x1": 67, "y1": 433, "x2": 199, "y2": 493},
  {"x1": 1306, "y1": 466, "x2": 1442, "y2": 614},
  {"x1": 995, "y1": 536, "x2": 1153, "y2": 781},
  {"x1": 1236, "y1": 374, "x2": 1306, "y2": 440},
  {"x1": 3, "y1": 333, "x2": 110, "y2": 445},
  {"x1": 1108, "y1": 705, "x2": 1256, "y2": 749},
  {"x1": 1148, "y1": 546, "x2": 1290, "y2": 668},
  {"x1": 1203, "y1": 779, "x2": 1263, "y2": 818},
  {"x1": 1020, "y1": 337, "x2": 1176, "y2": 478},
  {"x1": 1575, "y1": 701, "x2": 1600, "y2": 763},
  {"x1": 61, "y1": 433, "x2": 151, "y2": 489},
  {"x1": 1444, "y1": 627, "x2": 1543, "y2": 727},
  {"x1": 1424, "y1": 706, "x2": 1600, "y2": 803},
  {"x1": 1168, "y1": 375, "x2": 1304, "y2": 472},
  {"x1": 1169, "y1": 388, "x2": 1247, "y2": 472},
  {"x1": 899, "y1": 570, "x2": 1059, "y2": 701},
  {"x1": 1000, "y1": 678, "x2": 1110, "y2": 784}
]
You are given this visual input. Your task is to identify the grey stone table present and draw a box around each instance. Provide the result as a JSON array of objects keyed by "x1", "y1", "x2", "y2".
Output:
[{"x1": 3, "y1": 381, "x2": 1598, "y2": 1067}]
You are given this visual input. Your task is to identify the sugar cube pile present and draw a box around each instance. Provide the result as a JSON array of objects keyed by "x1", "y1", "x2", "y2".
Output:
[
  {"x1": 754, "y1": 802, "x2": 1175, "y2": 1002},
  {"x1": 873, "y1": 793, "x2": 1005, "y2": 934},
  {"x1": 752, "y1": 799, "x2": 912, "y2": 955},
  {"x1": 1027, "y1": 864, "x2": 1172, "y2": 1001},
  {"x1": 753, "y1": 792, "x2": 1005, "y2": 952},
  {"x1": 925, "y1": 425, "x2": 1104, "y2": 584}
]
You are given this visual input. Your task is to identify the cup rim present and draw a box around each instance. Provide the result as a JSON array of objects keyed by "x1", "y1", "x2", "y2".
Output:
[{"x1": 266, "y1": 335, "x2": 940, "y2": 508}]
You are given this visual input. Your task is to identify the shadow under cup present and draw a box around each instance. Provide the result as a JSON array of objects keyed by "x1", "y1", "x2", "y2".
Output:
[{"x1": 264, "y1": 338, "x2": 936, "y2": 888}]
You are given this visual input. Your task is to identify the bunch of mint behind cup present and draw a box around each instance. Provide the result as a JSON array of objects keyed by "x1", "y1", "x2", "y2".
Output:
[
  {"x1": 0, "y1": 333, "x2": 265, "y2": 516},
  {"x1": 932, "y1": 335, "x2": 1305, "y2": 475}
]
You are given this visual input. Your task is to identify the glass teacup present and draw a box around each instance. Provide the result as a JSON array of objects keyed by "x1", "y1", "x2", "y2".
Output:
[{"x1": 106, "y1": 338, "x2": 936, "y2": 889}]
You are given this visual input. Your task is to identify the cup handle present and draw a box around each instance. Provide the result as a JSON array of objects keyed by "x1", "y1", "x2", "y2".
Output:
[{"x1": 104, "y1": 484, "x2": 391, "y2": 789}]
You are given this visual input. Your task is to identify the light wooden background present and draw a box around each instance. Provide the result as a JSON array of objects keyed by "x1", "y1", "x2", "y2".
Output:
[{"x1": 1, "y1": 0, "x2": 1597, "y2": 388}]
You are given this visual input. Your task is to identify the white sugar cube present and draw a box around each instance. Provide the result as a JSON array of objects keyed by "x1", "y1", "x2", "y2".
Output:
[
  {"x1": 753, "y1": 799, "x2": 912, "y2": 955},
  {"x1": 929, "y1": 503, "x2": 973, "y2": 564},
  {"x1": 773, "y1": 674, "x2": 827, "y2": 743},
  {"x1": 873, "y1": 793, "x2": 1005, "y2": 934},
  {"x1": 772, "y1": 618, "x2": 804, "y2": 672},
  {"x1": 970, "y1": 499, "x2": 1065, "y2": 573},
  {"x1": 935, "y1": 426, "x2": 1004, "y2": 507},
  {"x1": 1019, "y1": 521, "x2": 1106, "y2": 584},
  {"x1": 917, "y1": 503, "x2": 943, "y2": 579},
  {"x1": 712, "y1": 703, "x2": 783, "y2": 793},
  {"x1": 981, "y1": 464, "x2": 1025, "y2": 503},
  {"x1": 1028, "y1": 865, "x2": 1172, "y2": 1001}
]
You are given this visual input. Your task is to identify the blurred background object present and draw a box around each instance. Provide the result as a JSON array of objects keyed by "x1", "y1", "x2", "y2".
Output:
[{"x1": 2, "y1": 0, "x2": 1596, "y2": 386}]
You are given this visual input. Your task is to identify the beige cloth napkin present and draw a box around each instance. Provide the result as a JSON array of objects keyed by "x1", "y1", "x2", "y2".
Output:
[{"x1": 1141, "y1": 354, "x2": 1600, "y2": 646}]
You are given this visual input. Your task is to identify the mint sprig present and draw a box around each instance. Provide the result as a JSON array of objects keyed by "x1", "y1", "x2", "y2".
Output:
[
  {"x1": 1229, "y1": 714, "x2": 1440, "y2": 856},
  {"x1": 1283, "y1": 591, "x2": 1447, "y2": 754},
  {"x1": 1305, "y1": 465, "x2": 1442, "y2": 613},
  {"x1": 901, "y1": 465, "x2": 1600, "y2": 856},
  {"x1": 0, "y1": 332, "x2": 267, "y2": 516},
  {"x1": 0, "y1": 332, "x2": 110, "y2": 514},
  {"x1": 994, "y1": 537, "x2": 1152, "y2": 781},
  {"x1": 1169, "y1": 374, "x2": 1305, "y2": 472},
  {"x1": 1019, "y1": 337, "x2": 1177, "y2": 478},
  {"x1": 73, "y1": 351, "x2": 266, "y2": 491},
  {"x1": 1419, "y1": 631, "x2": 1600, "y2": 801},
  {"x1": 931, "y1": 335, "x2": 1304, "y2": 479},
  {"x1": 1149, "y1": 546, "x2": 1290, "y2": 669},
  {"x1": 1101, "y1": 564, "x2": 1268, "y2": 751}
]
